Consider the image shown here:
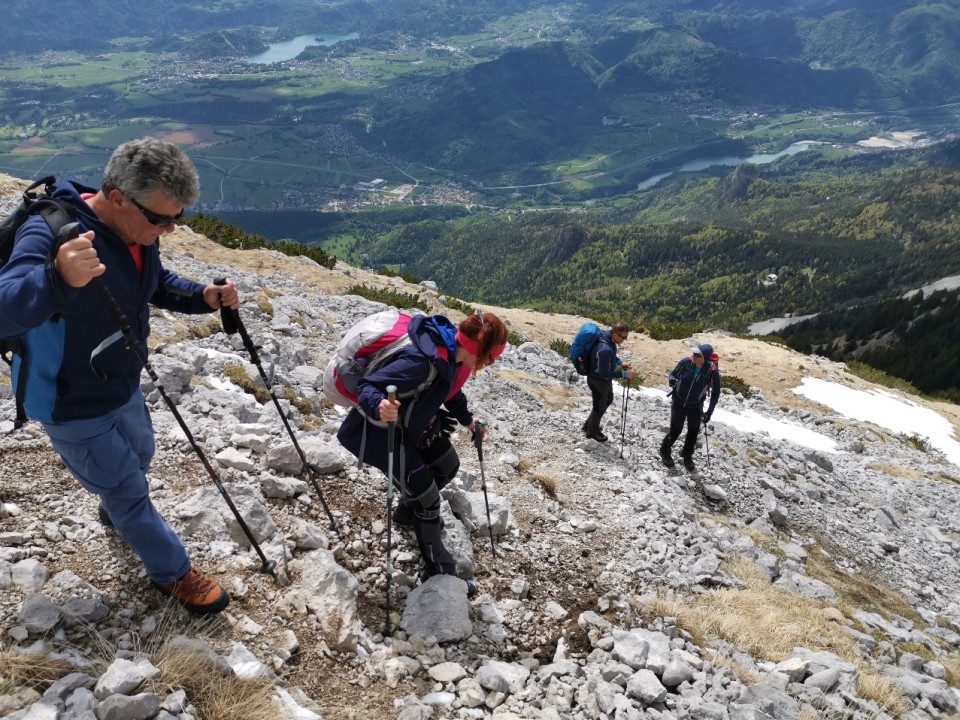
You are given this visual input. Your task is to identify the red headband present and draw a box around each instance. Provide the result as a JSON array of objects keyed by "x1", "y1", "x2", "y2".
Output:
[{"x1": 456, "y1": 330, "x2": 506, "y2": 361}]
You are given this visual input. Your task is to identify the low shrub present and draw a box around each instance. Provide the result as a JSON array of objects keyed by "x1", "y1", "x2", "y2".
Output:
[
  {"x1": 646, "y1": 321, "x2": 703, "y2": 341},
  {"x1": 445, "y1": 297, "x2": 476, "y2": 315},
  {"x1": 723, "y1": 374, "x2": 755, "y2": 398},
  {"x1": 378, "y1": 266, "x2": 422, "y2": 284},
  {"x1": 345, "y1": 285, "x2": 429, "y2": 311},
  {"x1": 549, "y1": 338, "x2": 571, "y2": 357}
]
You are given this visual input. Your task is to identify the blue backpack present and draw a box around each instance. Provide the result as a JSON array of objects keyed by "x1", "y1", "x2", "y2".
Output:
[{"x1": 569, "y1": 322, "x2": 603, "y2": 375}]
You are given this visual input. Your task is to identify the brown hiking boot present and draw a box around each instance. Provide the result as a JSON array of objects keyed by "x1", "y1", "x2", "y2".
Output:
[{"x1": 155, "y1": 567, "x2": 230, "y2": 614}]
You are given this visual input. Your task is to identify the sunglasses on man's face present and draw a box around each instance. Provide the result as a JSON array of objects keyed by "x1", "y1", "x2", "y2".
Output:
[
  {"x1": 130, "y1": 197, "x2": 183, "y2": 227},
  {"x1": 692, "y1": 352, "x2": 703, "y2": 358}
]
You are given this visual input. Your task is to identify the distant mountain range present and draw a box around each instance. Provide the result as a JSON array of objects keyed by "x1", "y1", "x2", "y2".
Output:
[
  {"x1": 347, "y1": 1, "x2": 960, "y2": 175},
  {"x1": 6, "y1": 0, "x2": 959, "y2": 110}
]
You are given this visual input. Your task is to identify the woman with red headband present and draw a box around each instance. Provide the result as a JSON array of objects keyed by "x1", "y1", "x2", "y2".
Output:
[{"x1": 337, "y1": 310, "x2": 508, "y2": 581}]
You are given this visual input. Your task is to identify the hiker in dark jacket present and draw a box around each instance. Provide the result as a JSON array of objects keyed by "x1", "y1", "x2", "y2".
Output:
[
  {"x1": 337, "y1": 311, "x2": 508, "y2": 580},
  {"x1": 659, "y1": 343, "x2": 721, "y2": 471},
  {"x1": 0, "y1": 137, "x2": 237, "y2": 614},
  {"x1": 584, "y1": 321, "x2": 636, "y2": 442}
]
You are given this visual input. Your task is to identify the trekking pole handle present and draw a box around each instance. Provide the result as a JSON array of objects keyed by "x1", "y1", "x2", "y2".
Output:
[
  {"x1": 473, "y1": 418, "x2": 486, "y2": 455},
  {"x1": 385, "y1": 385, "x2": 398, "y2": 426},
  {"x1": 55, "y1": 221, "x2": 82, "y2": 244},
  {"x1": 213, "y1": 277, "x2": 239, "y2": 334}
]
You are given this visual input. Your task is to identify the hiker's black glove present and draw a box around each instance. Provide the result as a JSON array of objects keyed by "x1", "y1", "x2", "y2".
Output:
[
  {"x1": 418, "y1": 408, "x2": 457, "y2": 448},
  {"x1": 668, "y1": 377, "x2": 676, "y2": 388},
  {"x1": 703, "y1": 411, "x2": 712, "y2": 424},
  {"x1": 438, "y1": 408, "x2": 457, "y2": 438}
]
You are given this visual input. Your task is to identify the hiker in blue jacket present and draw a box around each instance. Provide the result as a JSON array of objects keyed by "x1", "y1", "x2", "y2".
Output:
[
  {"x1": 584, "y1": 322, "x2": 636, "y2": 442},
  {"x1": 0, "y1": 137, "x2": 237, "y2": 614},
  {"x1": 337, "y1": 312, "x2": 508, "y2": 581},
  {"x1": 659, "y1": 343, "x2": 721, "y2": 471}
]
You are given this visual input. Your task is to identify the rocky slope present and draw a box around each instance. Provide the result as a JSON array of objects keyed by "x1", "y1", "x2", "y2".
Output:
[{"x1": 1, "y1": 189, "x2": 959, "y2": 720}]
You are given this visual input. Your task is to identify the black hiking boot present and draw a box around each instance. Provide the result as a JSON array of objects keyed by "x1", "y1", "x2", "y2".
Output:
[
  {"x1": 392, "y1": 501, "x2": 415, "y2": 528},
  {"x1": 682, "y1": 456, "x2": 696, "y2": 471},
  {"x1": 98, "y1": 505, "x2": 114, "y2": 528},
  {"x1": 587, "y1": 430, "x2": 609, "y2": 442},
  {"x1": 659, "y1": 447, "x2": 675, "y2": 468}
]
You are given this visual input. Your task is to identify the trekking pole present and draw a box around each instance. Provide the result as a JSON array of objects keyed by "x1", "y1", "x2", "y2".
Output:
[
  {"x1": 472, "y1": 419, "x2": 497, "y2": 561},
  {"x1": 703, "y1": 420, "x2": 711, "y2": 470},
  {"x1": 214, "y1": 279, "x2": 340, "y2": 534},
  {"x1": 384, "y1": 385, "x2": 397, "y2": 636},
  {"x1": 619, "y1": 377, "x2": 629, "y2": 459},
  {"x1": 55, "y1": 224, "x2": 281, "y2": 582}
]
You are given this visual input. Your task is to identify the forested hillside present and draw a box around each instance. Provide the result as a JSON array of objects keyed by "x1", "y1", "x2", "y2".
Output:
[
  {"x1": 365, "y1": 141, "x2": 960, "y2": 333},
  {"x1": 776, "y1": 288, "x2": 960, "y2": 403},
  {"x1": 596, "y1": 26, "x2": 876, "y2": 106}
]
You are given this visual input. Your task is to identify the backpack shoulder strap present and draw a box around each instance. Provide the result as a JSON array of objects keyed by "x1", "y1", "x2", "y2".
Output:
[{"x1": 35, "y1": 198, "x2": 76, "y2": 242}]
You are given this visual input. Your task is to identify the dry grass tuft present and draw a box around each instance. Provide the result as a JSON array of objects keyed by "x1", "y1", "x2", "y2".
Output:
[
  {"x1": 705, "y1": 652, "x2": 760, "y2": 685},
  {"x1": 191, "y1": 317, "x2": 224, "y2": 339},
  {"x1": 641, "y1": 556, "x2": 857, "y2": 663},
  {"x1": 864, "y1": 462, "x2": 922, "y2": 480},
  {"x1": 223, "y1": 363, "x2": 271, "y2": 404},
  {"x1": 804, "y1": 545, "x2": 924, "y2": 626},
  {"x1": 943, "y1": 655, "x2": 960, "y2": 689},
  {"x1": 0, "y1": 648, "x2": 83, "y2": 690},
  {"x1": 492, "y1": 368, "x2": 581, "y2": 410},
  {"x1": 529, "y1": 473, "x2": 559, "y2": 498},
  {"x1": 857, "y1": 671, "x2": 913, "y2": 716},
  {"x1": 257, "y1": 295, "x2": 274, "y2": 316},
  {"x1": 933, "y1": 471, "x2": 960, "y2": 487},
  {"x1": 641, "y1": 555, "x2": 921, "y2": 717},
  {"x1": 153, "y1": 642, "x2": 282, "y2": 720},
  {"x1": 283, "y1": 386, "x2": 315, "y2": 415}
]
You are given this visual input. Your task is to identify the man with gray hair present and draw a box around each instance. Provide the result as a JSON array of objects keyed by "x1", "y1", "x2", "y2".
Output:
[{"x1": 0, "y1": 137, "x2": 238, "y2": 614}]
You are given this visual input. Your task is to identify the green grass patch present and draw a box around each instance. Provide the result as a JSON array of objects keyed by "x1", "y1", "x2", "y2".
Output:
[
  {"x1": 646, "y1": 320, "x2": 704, "y2": 341},
  {"x1": 846, "y1": 360, "x2": 921, "y2": 396}
]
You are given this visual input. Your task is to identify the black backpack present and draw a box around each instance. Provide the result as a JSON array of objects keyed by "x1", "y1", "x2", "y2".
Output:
[{"x1": 0, "y1": 176, "x2": 76, "y2": 428}]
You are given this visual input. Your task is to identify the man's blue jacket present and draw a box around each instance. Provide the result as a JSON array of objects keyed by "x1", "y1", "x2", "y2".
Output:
[
  {"x1": 588, "y1": 331, "x2": 624, "y2": 380},
  {"x1": 0, "y1": 181, "x2": 213, "y2": 423},
  {"x1": 670, "y1": 357, "x2": 721, "y2": 415}
]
